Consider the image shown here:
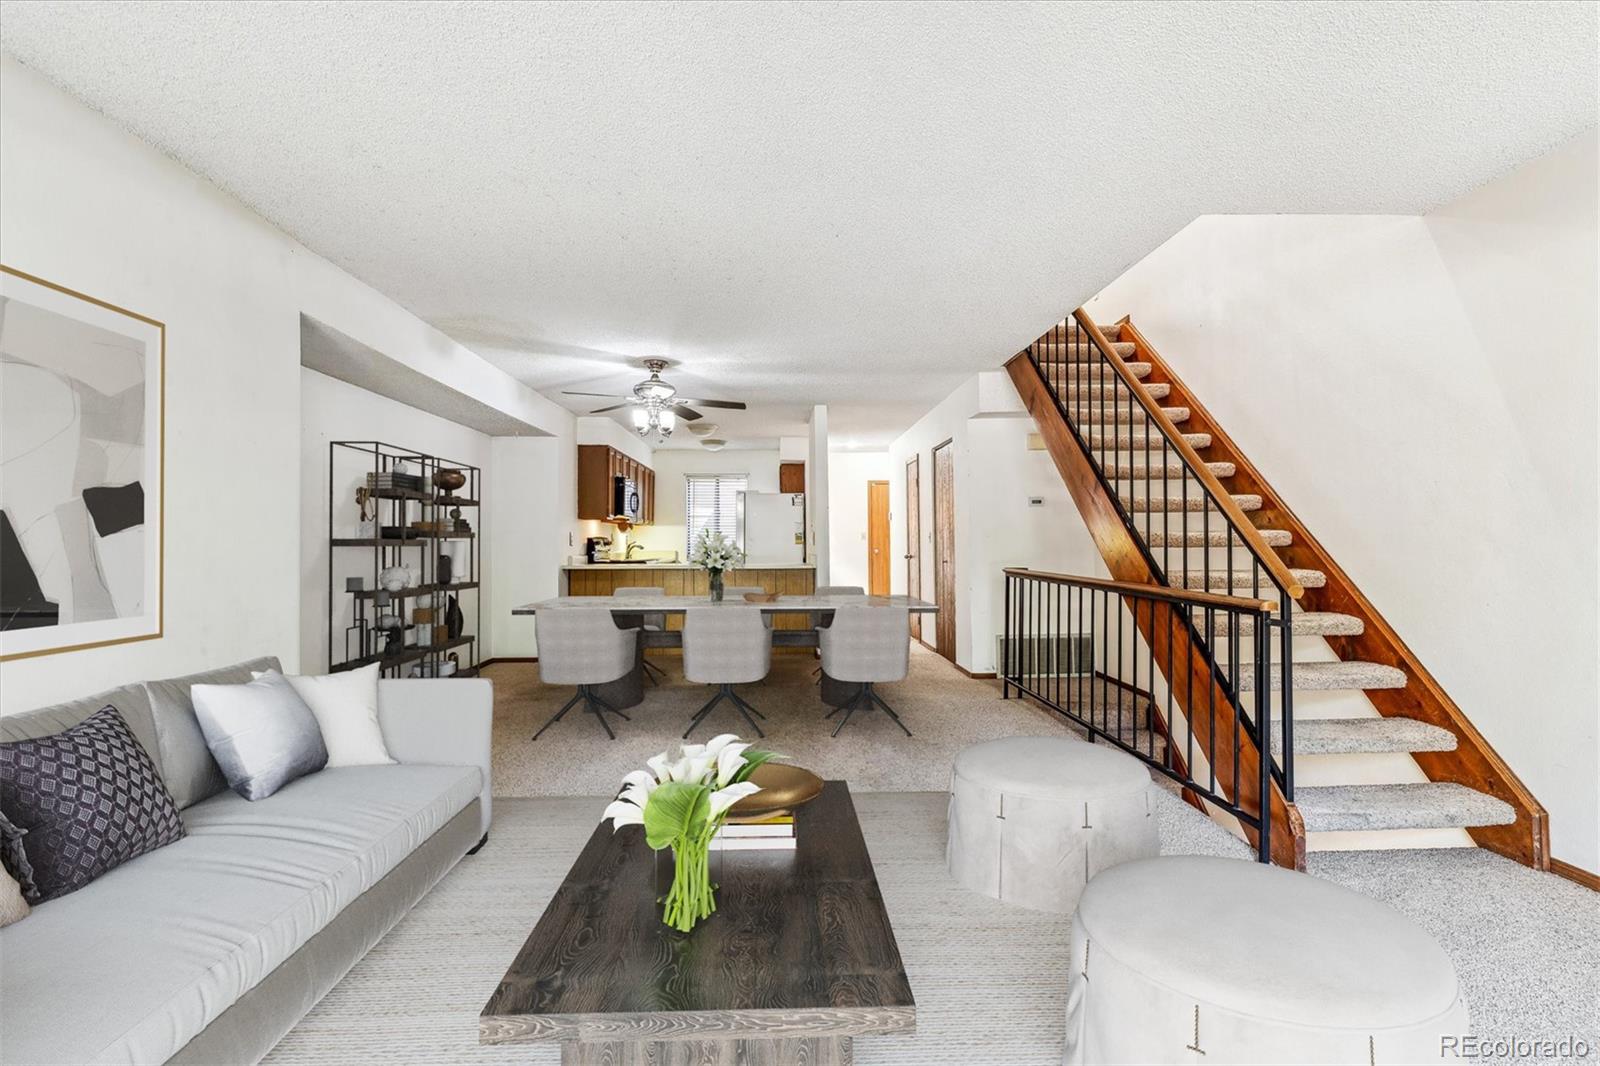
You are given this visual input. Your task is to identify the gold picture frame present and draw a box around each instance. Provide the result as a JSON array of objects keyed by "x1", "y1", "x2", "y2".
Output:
[{"x1": 0, "y1": 264, "x2": 165, "y2": 661}]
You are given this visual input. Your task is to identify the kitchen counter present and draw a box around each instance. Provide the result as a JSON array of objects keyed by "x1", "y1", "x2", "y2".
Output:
[{"x1": 562, "y1": 562, "x2": 816, "y2": 570}]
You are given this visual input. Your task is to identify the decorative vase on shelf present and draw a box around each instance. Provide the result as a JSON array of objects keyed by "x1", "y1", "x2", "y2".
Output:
[
  {"x1": 446, "y1": 595, "x2": 464, "y2": 640},
  {"x1": 437, "y1": 551, "x2": 453, "y2": 587}
]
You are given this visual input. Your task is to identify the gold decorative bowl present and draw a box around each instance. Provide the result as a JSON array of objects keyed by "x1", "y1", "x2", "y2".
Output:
[
  {"x1": 742, "y1": 591, "x2": 780, "y2": 603},
  {"x1": 726, "y1": 763, "x2": 824, "y2": 822}
]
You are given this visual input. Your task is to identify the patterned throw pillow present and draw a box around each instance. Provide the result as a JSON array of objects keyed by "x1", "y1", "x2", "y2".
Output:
[
  {"x1": 0, "y1": 808, "x2": 35, "y2": 898},
  {"x1": 0, "y1": 705, "x2": 185, "y2": 902}
]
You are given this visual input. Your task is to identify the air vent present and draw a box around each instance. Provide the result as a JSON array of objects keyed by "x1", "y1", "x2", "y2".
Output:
[{"x1": 995, "y1": 633, "x2": 1092, "y2": 676}]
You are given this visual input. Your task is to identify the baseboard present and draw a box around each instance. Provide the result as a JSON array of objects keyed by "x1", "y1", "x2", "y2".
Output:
[
  {"x1": 1551, "y1": 858, "x2": 1600, "y2": 892},
  {"x1": 479, "y1": 657, "x2": 537, "y2": 668},
  {"x1": 953, "y1": 664, "x2": 997, "y2": 680}
]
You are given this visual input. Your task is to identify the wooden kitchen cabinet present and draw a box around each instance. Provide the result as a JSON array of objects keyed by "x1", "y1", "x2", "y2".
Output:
[
  {"x1": 779, "y1": 461, "x2": 806, "y2": 494},
  {"x1": 578, "y1": 444, "x2": 657, "y2": 523}
]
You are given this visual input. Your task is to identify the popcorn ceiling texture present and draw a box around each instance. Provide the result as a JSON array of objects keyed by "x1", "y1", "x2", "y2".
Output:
[{"x1": 0, "y1": 1, "x2": 1594, "y2": 447}]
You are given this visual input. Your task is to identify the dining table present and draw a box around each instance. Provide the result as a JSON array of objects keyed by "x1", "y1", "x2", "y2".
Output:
[{"x1": 513, "y1": 592, "x2": 938, "y2": 709}]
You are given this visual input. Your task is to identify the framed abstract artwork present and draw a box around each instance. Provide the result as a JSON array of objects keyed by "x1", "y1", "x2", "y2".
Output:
[{"x1": 0, "y1": 265, "x2": 164, "y2": 660}]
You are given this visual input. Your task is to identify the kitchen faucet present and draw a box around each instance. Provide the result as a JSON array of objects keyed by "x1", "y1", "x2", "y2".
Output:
[{"x1": 626, "y1": 542, "x2": 645, "y2": 559}]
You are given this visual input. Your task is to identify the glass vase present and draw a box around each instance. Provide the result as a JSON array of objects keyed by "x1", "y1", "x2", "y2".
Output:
[
  {"x1": 658, "y1": 832, "x2": 719, "y2": 932},
  {"x1": 709, "y1": 570, "x2": 724, "y2": 602}
]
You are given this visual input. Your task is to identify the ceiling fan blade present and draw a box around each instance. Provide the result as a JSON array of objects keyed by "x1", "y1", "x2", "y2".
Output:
[
  {"x1": 588, "y1": 403, "x2": 634, "y2": 414},
  {"x1": 562, "y1": 390, "x2": 629, "y2": 399},
  {"x1": 675, "y1": 398, "x2": 746, "y2": 410},
  {"x1": 676, "y1": 406, "x2": 704, "y2": 421}
]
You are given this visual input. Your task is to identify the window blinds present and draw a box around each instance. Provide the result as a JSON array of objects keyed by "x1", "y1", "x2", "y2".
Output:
[{"x1": 684, "y1": 474, "x2": 748, "y2": 555}]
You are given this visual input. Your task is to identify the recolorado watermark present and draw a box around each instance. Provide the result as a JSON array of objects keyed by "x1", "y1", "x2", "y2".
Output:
[{"x1": 1441, "y1": 1035, "x2": 1592, "y2": 1060}]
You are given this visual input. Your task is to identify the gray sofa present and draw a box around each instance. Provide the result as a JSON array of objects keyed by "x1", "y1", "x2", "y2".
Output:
[{"x1": 0, "y1": 657, "x2": 493, "y2": 1065}]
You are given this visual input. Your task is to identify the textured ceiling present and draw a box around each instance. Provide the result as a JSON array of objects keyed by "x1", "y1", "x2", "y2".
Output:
[{"x1": 2, "y1": 1, "x2": 1594, "y2": 448}]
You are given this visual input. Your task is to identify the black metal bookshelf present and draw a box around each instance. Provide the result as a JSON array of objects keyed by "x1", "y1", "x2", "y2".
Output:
[{"x1": 328, "y1": 441, "x2": 482, "y2": 678}]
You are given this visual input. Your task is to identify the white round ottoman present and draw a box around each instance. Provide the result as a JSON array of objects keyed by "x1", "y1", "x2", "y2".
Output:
[
  {"x1": 1064, "y1": 856, "x2": 1468, "y2": 1065},
  {"x1": 946, "y1": 736, "x2": 1158, "y2": 914}
]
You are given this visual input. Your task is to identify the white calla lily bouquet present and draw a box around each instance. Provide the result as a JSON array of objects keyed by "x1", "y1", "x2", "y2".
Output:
[{"x1": 604, "y1": 734, "x2": 778, "y2": 932}]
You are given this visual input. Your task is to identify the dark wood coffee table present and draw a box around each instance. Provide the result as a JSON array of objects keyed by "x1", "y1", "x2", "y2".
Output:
[{"x1": 480, "y1": 781, "x2": 915, "y2": 1065}]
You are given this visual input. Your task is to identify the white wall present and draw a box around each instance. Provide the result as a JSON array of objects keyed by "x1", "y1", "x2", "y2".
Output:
[
  {"x1": 631, "y1": 448, "x2": 781, "y2": 559},
  {"x1": 0, "y1": 57, "x2": 570, "y2": 710},
  {"x1": 1086, "y1": 130, "x2": 1600, "y2": 870},
  {"x1": 489, "y1": 433, "x2": 578, "y2": 658},
  {"x1": 299, "y1": 369, "x2": 494, "y2": 672},
  {"x1": 827, "y1": 451, "x2": 891, "y2": 591}
]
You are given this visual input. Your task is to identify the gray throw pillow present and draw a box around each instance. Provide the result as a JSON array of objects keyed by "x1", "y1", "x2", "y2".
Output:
[{"x1": 191, "y1": 672, "x2": 328, "y2": 800}]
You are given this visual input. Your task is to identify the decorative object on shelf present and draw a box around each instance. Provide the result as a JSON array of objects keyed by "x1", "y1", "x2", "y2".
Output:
[
  {"x1": 446, "y1": 595, "x2": 464, "y2": 639},
  {"x1": 602, "y1": 736, "x2": 778, "y2": 933},
  {"x1": 689, "y1": 529, "x2": 744, "y2": 603},
  {"x1": 726, "y1": 763, "x2": 824, "y2": 822},
  {"x1": 379, "y1": 525, "x2": 419, "y2": 540},
  {"x1": 742, "y1": 591, "x2": 780, "y2": 604},
  {"x1": 433, "y1": 468, "x2": 467, "y2": 495},
  {"x1": 378, "y1": 565, "x2": 412, "y2": 593},
  {"x1": 413, "y1": 606, "x2": 435, "y2": 625},
  {"x1": 437, "y1": 550, "x2": 452, "y2": 586},
  {"x1": 0, "y1": 266, "x2": 165, "y2": 662}
]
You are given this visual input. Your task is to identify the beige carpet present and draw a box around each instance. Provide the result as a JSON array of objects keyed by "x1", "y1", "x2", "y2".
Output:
[
  {"x1": 262, "y1": 790, "x2": 1598, "y2": 1066},
  {"x1": 487, "y1": 643, "x2": 1086, "y2": 795}
]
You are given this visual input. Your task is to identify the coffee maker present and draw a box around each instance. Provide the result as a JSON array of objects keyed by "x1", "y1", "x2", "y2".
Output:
[{"x1": 584, "y1": 536, "x2": 611, "y2": 563}]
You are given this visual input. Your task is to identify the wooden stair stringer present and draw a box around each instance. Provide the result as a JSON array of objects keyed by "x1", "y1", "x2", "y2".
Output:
[
  {"x1": 1115, "y1": 316, "x2": 1549, "y2": 869},
  {"x1": 1005, "y1": 352, "x2": 1306, "y2": 870}
]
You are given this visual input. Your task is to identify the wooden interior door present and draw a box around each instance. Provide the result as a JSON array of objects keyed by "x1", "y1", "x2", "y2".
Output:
[
  {"x1": 904, "y1": 456, "x2": 921, "y2": 639},
  {"x1": 932, "y1": 440, "x2": 955, "y2": 662},
  {"x1": 867, "y1": 480, "x2": 890, "y2": 595}
]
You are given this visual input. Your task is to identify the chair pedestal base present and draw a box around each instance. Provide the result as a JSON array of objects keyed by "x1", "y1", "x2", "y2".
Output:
[
  {"x1": 534, "y1": 685, "x2": 631, "y2": 741},
  {"x1": 826, "y1": 682, "x2": 911, "y2": 738},
  {"x1": 684, "y1": 683, "x2": 766, "y2": 739}
]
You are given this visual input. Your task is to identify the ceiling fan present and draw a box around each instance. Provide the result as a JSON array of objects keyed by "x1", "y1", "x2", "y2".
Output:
[{"x1": 563, "y1": 359, "x2": 746, "y2": 441}]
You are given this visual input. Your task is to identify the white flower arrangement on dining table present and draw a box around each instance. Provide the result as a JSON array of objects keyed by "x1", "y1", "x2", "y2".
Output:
[
  {"x1": 603, "y1": 734, "x2": 777, "y2": 932},
  {"x1": 688, "y1": 529, "x2": 745, "y2": 574}
]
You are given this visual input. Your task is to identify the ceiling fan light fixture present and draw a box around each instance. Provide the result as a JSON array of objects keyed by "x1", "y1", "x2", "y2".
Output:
[
  {"x1": 701, "y1": 437, "x2": 727, "y2": 451},
  {"x1": 631, "y1": 406, "x2": 650, "y2": 432},
  {"x1": 658, "y1": 408, "x2": 677, "y2": 435}
]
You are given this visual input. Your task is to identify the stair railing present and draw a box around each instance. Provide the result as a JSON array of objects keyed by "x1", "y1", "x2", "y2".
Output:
[
  {"x1": 1002, "y1": 568, "x2": 1278, "y2": 862},
  {"x1": 1024, "y1": 310, "x2": 1302, "y2": 800}
]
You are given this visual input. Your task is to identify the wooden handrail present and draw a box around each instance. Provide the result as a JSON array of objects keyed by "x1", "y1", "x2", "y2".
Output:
[
  {"x1": 1003, "y1": 567, "x2": 1277, "y2": 614},
  {"x1": 1055, "y1": 311, "x2": 1306, "y2": 601}
]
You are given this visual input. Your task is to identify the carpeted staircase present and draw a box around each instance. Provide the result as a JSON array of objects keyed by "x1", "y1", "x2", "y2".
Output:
[{"x1": 1042, "y1": 319, "x2": 1518, "y2": 847}]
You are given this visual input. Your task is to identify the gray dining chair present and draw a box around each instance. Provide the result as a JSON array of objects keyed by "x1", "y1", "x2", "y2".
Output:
[
  {"x1": 681, "y1": 606, "x2": 771, "y2": 738},
  {"x1": 614, "y1": 586, "x2": 668, "y2": 684},
  {"x1": 532, "y1": 609, "x2": 636, "y2": 740},
  {"x1": 818, "y1": 605, "x2": 912, "y2": 737},
  {"x1": 811, "y1": 585, "x2": 866, "y2": 678}
]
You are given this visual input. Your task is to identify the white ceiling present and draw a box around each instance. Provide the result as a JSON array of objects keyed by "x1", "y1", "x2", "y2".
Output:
[{"x1": 2, "y1": 2, "x2": 1594, "y2": 449}]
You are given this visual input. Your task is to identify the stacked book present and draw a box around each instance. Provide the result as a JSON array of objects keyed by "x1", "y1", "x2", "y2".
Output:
[{"x1": 709, "y1": 815, "x2": 795, "y2": 851}]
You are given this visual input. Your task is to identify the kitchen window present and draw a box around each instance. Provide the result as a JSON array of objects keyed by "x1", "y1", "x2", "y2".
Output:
[{"x1": 684, "y1": 474, "x2": 748, "y2": 555}]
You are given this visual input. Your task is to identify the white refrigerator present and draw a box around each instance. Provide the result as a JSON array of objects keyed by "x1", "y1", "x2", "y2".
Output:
[{"x1": 736, "y1": 492, "x2": 806, "y2": 564}]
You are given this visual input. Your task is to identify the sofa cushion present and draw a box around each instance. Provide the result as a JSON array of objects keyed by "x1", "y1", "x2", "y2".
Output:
[
  {"x1": 0, "y1": 682, "x2": 159, "y2": 776},
  {"x1": 0, "y1": 706, "x2": 185, "y2": 901},
  {"x1": 144, "y1": 656, "x2": 281, "y2": 809},
  {"x1": 0, "y1": 763, "x2": 481, "y2": 1065}
]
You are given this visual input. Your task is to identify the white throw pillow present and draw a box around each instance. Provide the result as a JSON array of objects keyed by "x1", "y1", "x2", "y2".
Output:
[{"x1": 252, "y1": 663, "x2": 394, "y2": 767}]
